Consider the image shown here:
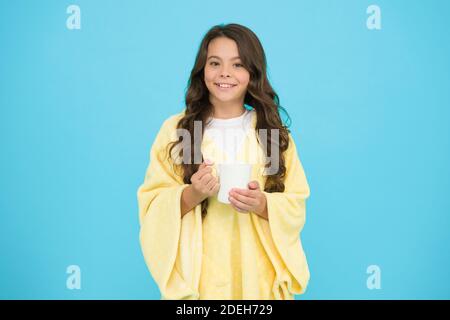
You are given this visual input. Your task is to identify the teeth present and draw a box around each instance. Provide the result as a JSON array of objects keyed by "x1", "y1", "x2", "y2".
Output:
[{"x1": 216, "y1": 83, "x2": 235, "y2": 88}]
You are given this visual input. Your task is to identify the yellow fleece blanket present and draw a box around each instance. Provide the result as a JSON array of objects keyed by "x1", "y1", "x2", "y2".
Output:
[{"x1": 137, "y1": 110, "x2": 311, "y2": 300}]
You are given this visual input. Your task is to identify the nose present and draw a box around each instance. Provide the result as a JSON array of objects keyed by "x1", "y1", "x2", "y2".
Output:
[{"x1": 219, "y1": 66, "x2": 231, "y2": 78}]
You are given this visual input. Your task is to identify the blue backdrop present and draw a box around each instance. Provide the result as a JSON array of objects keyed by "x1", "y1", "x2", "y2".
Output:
[{"x1": 1, "y1": 0, "x2": 449, "y2": 299}]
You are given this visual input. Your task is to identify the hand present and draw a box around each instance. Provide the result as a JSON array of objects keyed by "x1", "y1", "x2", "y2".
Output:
[
  {"x1": 190, "y1": 159, "x2": 220, "y2": 201},
  {"x1": 228, "y1": 181, "x2": 267, "y2": 217}
]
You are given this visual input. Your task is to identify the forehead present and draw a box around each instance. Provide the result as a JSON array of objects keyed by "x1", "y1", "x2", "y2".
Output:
[{"x1": 207, "y1": 37, "x2": 240, "y2": 59}]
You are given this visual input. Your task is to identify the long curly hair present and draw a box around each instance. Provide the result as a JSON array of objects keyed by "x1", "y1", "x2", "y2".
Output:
[{"x1": 167, "y1": 23, "x2": 292, "y2": 218}]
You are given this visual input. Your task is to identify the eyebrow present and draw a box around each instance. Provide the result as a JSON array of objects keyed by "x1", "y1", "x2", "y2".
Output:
[{"x1": 207, "y1": 55, "x2": 241, "y2": 61}]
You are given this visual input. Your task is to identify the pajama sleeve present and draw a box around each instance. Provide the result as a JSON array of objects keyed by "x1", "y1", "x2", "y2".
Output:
[
  {"x1": 137, "y1": 118, "x2": 203, "y2": 300},
  {"x1": 251, "y1": 133, "x2": 311, "y2": 299}
]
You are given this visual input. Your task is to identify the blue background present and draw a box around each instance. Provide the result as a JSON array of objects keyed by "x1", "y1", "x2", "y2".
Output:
[{"x1": 1, "y1": 0, "x2": 449, "y2": 299}]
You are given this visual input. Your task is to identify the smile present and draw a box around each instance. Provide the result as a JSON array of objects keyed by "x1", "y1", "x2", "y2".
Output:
[{"x1": 215, "y1": 83, "x2": 237, "y2": 89}]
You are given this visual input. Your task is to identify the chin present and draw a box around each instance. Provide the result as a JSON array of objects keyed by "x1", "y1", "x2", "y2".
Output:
[{"x1": 214, "y1": 95, "x2": 239, "y2": 103}]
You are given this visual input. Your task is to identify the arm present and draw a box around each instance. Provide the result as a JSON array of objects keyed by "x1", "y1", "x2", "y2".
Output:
[
  {"x1": 251, "y1": 133, "x2": 311, "y2": 298},
  {"x1": 256, "y1": 203, "x2": 269, "y2": 220},
  {"x1": 137, "y1": 118, "x2": 203, "y2": 299},
  {"x1": 181, "y1": 185, "x2": 205, "y2": 218}
]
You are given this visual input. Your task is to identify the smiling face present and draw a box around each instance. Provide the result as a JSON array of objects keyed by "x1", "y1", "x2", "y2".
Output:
[{"x1": 204, "y1": 37, "x2": 250, "y2": 109}]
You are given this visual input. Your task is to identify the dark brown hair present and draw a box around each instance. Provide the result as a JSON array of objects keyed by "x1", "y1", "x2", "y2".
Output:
[{"x1": 167, "y1": 23, "x2": 292, "y2": 218}]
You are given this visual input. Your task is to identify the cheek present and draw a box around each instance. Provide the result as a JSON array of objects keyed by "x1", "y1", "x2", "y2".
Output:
[
  {"x1": 237, "y1": 71, "x2": 250, "y2": 88},
  {"x1": 204, "y1": 67, "x2": 216, "y2": 82}
]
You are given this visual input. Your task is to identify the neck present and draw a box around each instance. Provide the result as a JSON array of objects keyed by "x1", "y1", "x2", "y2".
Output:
[{"x1": 210, "y1": 99, "x2": 245, "y2": 119}]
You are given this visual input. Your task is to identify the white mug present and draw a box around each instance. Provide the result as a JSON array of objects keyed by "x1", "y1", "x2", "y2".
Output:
[{"x1": 217, "y1": 163, "x2": 252, "y2": 204}]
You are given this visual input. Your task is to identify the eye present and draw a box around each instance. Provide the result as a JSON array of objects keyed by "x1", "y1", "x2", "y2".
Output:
[
  {"x1": 234, "y1": 63, "x2": 244, "y2": 68},
  {"x1": 209, "y1": 61, "x2": 219, "y2": 66}
]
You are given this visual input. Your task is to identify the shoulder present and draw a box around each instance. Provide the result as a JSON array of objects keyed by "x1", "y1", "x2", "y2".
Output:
[
  {"x1": 286, "y1": 132, "x2": 300, "y2": 159},
  {"x1": 160, "y1": 110, "x2": 185, "y2": 132},
  {"x1": 245, "y1": 108, "x2": 257, "y2": 128},
  {"x1": 152, "y1": 110, "x2": 186, "y2": 149},
  {"x1": 159, "y1": 109, "x2": 187, "y2": 135}
]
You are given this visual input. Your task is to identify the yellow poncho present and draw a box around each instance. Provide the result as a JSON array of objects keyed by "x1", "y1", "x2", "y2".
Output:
[{"x1": 137, "y1": 110, "x2": 311, "y2": 300}]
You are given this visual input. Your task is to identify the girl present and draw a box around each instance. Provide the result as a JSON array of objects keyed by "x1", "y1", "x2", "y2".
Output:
[{"x1": 137, "y1": 23, "x2": 311, "y2": 300}]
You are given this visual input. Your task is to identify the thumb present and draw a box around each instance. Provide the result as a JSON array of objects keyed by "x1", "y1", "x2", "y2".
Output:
[
  {"x1": 248, "y1": 181, "x2": 260, "y2": 190},
  {"x1": 199, "y1": 159, "x2": 213, "y2": 170}
]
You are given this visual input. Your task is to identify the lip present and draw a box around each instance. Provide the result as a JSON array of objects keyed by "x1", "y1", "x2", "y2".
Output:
[{"x1": 214, "y1": 82, "x2": 237, "y2": 91}]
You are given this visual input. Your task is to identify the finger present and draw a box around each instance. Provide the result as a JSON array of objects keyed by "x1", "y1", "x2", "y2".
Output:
[
  {"x1": 230, "y1": 188, "x2": 257, "y2": 198},
  {"x1": 248, "y1": 180, "x2": 260, "y2": 190},
  {"x1": 228, "y1": 199, "x2": 246, "y2": 213},
  {"x1": 229, "y1": 191, "x2": 258, "y2": 207},
  {"x1": 200, "y1": 173, "x2": 214, "y2": 186},
  {"x1": 206, "y1": 177, "x2": 217, "y2": 191},
  {"x1": 197, "y1": 166, "x2": 213, "y2": 180},
  {"x1": 211, "y1": 182, "x2": 220, "y2": 193},
  {"x1": 198, "y1": 162, "x2": 207, "y2": 171},
  {"x1": 229, "y1": 196, "x2": 251, "y2": 212},
  {"x1": 198, "y1": 159, "x2": 214, "y2": 171}
]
